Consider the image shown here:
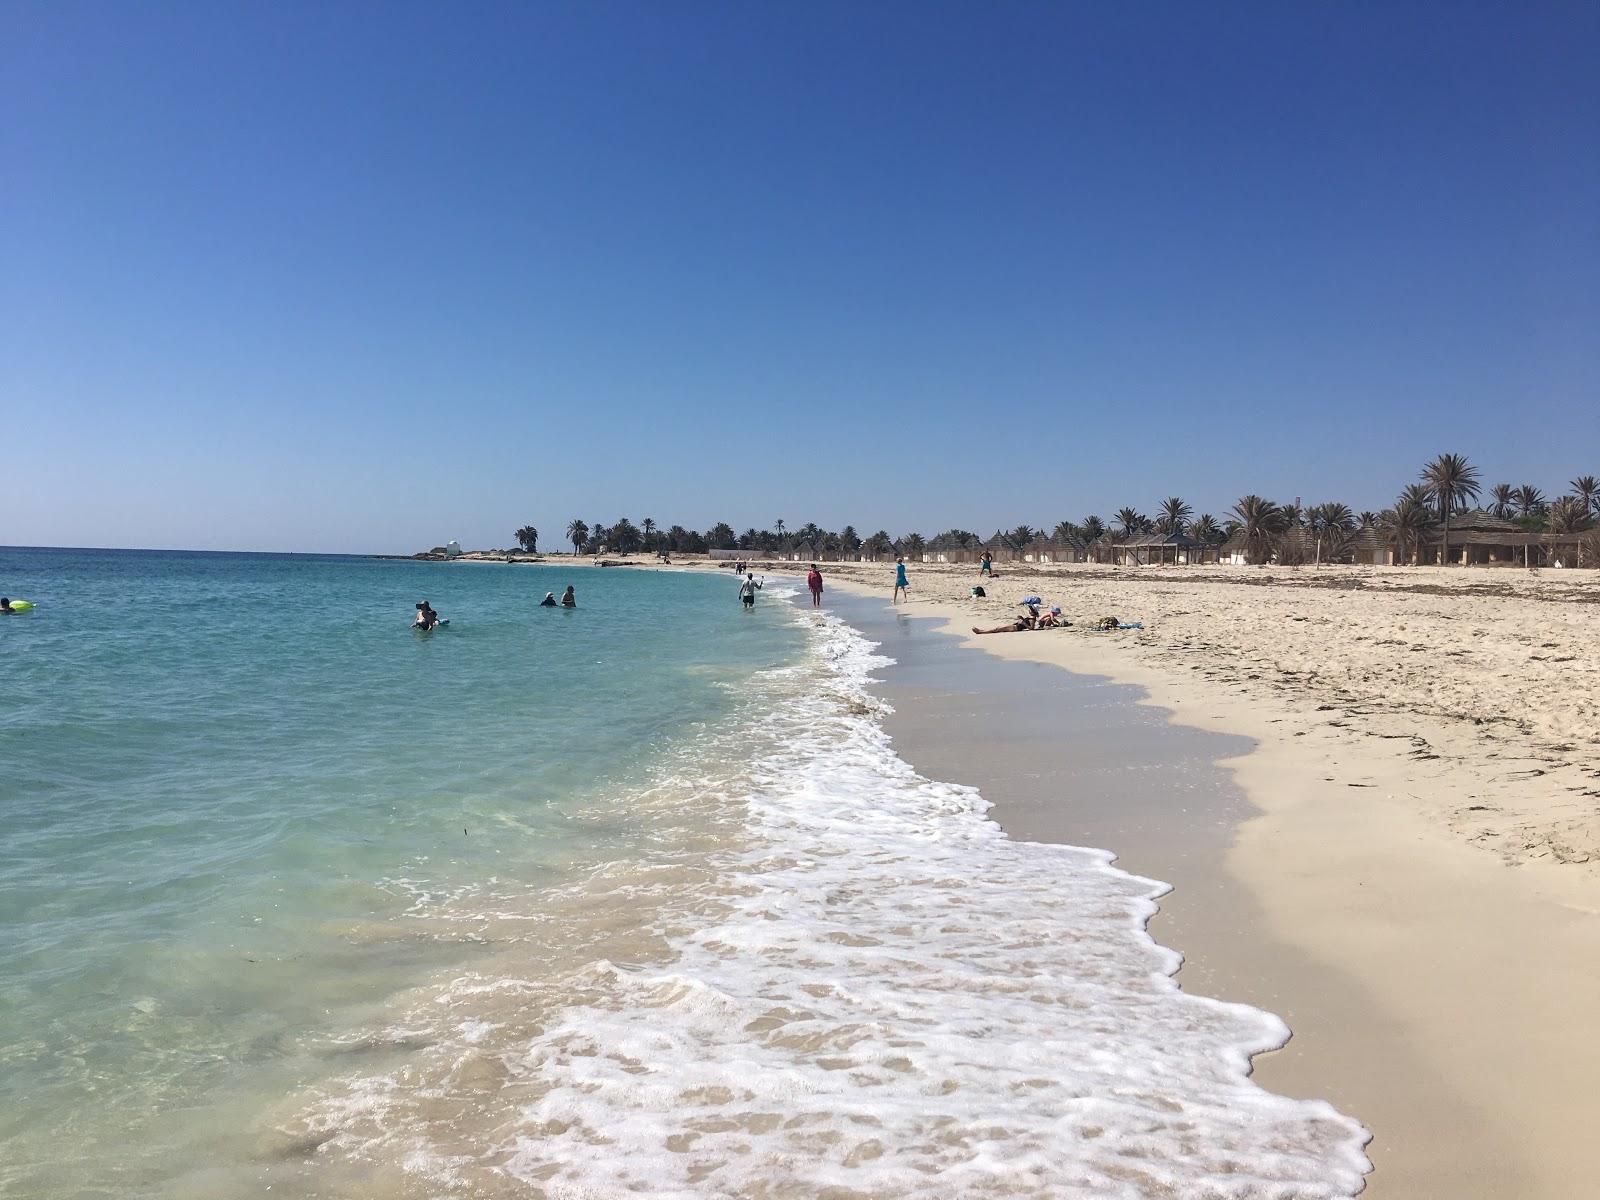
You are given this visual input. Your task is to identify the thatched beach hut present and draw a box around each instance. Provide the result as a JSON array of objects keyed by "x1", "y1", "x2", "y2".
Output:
[
  {"x1": 925, "y1": 533, "x2": 979, "y2": 564},
  {"x1": 982, "y1": 531, "x2": 1027, "y2": 563},
  {"x1": 1024, "y1": 534, "x2": 1088, "y2": 564}
]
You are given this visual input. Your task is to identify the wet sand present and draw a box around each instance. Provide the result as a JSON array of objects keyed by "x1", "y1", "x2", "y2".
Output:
[{"x1": 827, "y1": 590, "x2": 1544, "y2": 1197}]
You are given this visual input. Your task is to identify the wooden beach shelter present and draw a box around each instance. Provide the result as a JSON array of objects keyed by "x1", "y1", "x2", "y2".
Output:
[
  {"x1": 1112, "y1": 531, "x2": 1203, "y2": 566},
  {"x1": 1424, "y1": 510, "x2": 1536, "y2": 566}
]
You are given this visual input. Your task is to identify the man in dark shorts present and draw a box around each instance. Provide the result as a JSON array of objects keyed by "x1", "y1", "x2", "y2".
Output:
[{"x1": 739, "y1": 573, "x2": 762, "y2": 608}]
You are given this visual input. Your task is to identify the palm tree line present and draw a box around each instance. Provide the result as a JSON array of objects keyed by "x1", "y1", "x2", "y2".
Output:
[{"x1": 515, "y1": 457, "x2": 1596, "y2": 564}]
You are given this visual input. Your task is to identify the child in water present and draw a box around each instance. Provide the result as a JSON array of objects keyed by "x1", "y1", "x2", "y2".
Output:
[{"x1": 806, "y1": 564, "x2": 824, "y2": 608}]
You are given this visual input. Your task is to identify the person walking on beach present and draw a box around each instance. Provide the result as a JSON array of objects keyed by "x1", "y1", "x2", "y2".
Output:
[
  {"x1": 979, "y1": 550, "x2": 993, "y2": 577},
  {"x1": 806, "y1": 564, "x2": 824, "y2": 608},
  {"x1": 893, "y1": 556, "x2": 910, "y2": 604},
  {"x1": 739, "y1": 572, "x2": 763, "y2": 609}
]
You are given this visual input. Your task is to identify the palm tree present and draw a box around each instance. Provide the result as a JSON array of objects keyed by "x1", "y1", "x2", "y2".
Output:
[
  {"x1": 1009, "y1": 524, "x2": 1036, "y2": 548},
  {"x1": 1357, "y1": 511, "x2": 1378, "y2": 529},
  {"x1": 1381, "y1": 491, "x2": 1438, "y2": 566},
  {"x1": 609, "y1": 518, "x2": 641, "y2": 553},
  {"x1": 566, "y1": 519, "x2": 588, "y2": 555},
  {"x1": 1229, "y1": 495, "x2": 1288, "y2": 564},
  {"x1": 1513, "y1": 485, "x2": 1546, "y2": 521},
  {"x1": 1051, "y1": 520, "x2": 1080, "y2": 544},
  {"x1": 774, "y1": 518, "x2": 786, "y2": 541},
  {"x1": 1306, "y1": 503, "x2": 1354, "y2": 566},
  {"x1": 1080, "y1": 515, "x2": 1106, "y2": 543},
  {"x1": 1420, "y1": 453, "x2": 1482, "y2": 565},
  {"x1": 901, "y1": 532, "x2": 926, "y2": 560},
  {"x1": 1190, "y1": 514, "x2": 1222, "y2": 549},
  {"x1": 839, "y1": 526, "x2": 861, "y2": 558},
  {"x1": 1548, "y1": 496, "x2": 1596, "y2": 566},
  {"x1": 1112, "y1": 507, "x2": 1145, "y2": 539},
  {"x1": 514, "y1": 525, "x2": 539, "y2": 553},
  {"x1": 642, "y1": 517, "x2": 656, "y2": 551},
  {"x1": 706, "y1": 522, "x2": 737, "y2": 550},
  {"x1": 1570, "y1": 476, "x2": 1600, "y2": 516},
  {"x1": 1547, "y1": 495, "x2": 1593, "y2": 533},
  {"x1": 1156, "y1": 497, "x2": 1192, "y2": 535},
  {"x1": 1489, "y1": 483, "x2": 1516, "y2": 520}
]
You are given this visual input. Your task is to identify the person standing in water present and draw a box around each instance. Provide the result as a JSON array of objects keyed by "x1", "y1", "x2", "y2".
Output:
[
  {"x1": 893, "y1": 556, "x2": 910, "y2": 604},
  {"x1": 806, "y1": 564, "x2": 824, "y2": 608},
  {"x1": 739, "y1": 572, "x2": 762, "y2": 609},
  {"x1": 539, "y1": 591, "x2": 558, "y2": 607},
  {"x1": 413, "y1": 600, "x2": 440, "y2": 630},
  {"x1": 561, "y1": 585, "x2": 577, "y2": 607}
]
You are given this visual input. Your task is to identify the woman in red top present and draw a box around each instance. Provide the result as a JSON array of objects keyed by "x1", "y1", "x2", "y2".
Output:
[{"x1": 806, "y1": 564, "x2": 824, "y2": 608}]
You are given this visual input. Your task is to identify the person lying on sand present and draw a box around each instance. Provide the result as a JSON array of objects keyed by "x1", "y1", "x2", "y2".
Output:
[{"x1": 972, "y1": 617, "x2": 1035, "y2": 635}]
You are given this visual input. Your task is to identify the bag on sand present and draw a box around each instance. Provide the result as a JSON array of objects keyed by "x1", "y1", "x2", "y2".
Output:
[{"x1": 971, "y1": 586, "x2": 986, "y2": 598}]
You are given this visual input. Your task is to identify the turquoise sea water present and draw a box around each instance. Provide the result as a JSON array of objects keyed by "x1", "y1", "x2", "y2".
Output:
[
  {"x1": 1, "y1": 547, "x2": 1369, "y2": 1198},
  {"x1": 0, "y1": 548, "x2": 806, "y2": 1197}
]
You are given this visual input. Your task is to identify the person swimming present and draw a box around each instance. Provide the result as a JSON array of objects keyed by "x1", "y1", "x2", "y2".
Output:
[
  {"x1": 0, "y1": 597, "x2": 16, "y2": 615},
  {"x1": 413, "y1": 600, "x2": 440, "y2": 630},
  {"x1": 561, "y1": 585, "x2": 577, "y2": 608},
  {"x1": 539, "y1": 592, "x2": 558, "y2": 607}
]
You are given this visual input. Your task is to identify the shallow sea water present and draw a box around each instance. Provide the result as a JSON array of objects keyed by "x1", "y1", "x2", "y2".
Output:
[{"x1": 0, "y1": 548, "x2": 1369, "y2": 1197}]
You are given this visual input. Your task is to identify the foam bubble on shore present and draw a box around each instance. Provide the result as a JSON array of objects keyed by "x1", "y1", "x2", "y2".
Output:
[{"x1": 299, "y1": 608, "x2": 1371, "y2": 1196}]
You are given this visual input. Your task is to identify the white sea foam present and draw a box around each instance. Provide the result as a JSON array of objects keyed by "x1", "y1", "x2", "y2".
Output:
[{"x1": 299, "y1": 608, "x2": 1370, "y2": 1197}]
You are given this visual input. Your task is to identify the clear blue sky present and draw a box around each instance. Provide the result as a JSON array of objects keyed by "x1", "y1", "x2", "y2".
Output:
[{"x1": 4, "y1": 1, "x2": 1596, "y2": 553}]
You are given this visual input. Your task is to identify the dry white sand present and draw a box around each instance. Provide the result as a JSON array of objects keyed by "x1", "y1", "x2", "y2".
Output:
[{"x1": 798, "y1": 559, "x2": 1600, "y2": 1198}]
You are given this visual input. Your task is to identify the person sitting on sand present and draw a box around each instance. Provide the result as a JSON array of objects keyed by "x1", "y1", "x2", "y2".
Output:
[
  {"x1": 539, "y1": 591, "x2": 558, "y2": 607},
  {"x1": 739, "y1": 572, "x2": 763, "y2": 608},
  {"x1": 806, "y1": 564, "x2": 824, "y2": 608},
  {"x1": 972, "y1": 617, "x2": 1034, "y2": 635},
  {"x1": 1037, "y1": 606, "x2": 1066, "y2": 628},
  {"x1": 413, "y1": 600, "x2": 440, "y2": 630},
  {"x1": 561, "y1": 585, "x2": 577, "y2": 608}
]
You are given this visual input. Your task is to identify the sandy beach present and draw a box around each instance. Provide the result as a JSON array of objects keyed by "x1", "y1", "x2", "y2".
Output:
[{"x1": 784, "y1": 560, "x2": 1600, "y2": 1197}]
